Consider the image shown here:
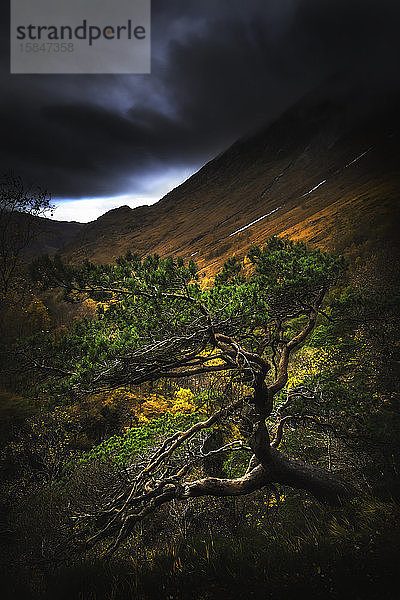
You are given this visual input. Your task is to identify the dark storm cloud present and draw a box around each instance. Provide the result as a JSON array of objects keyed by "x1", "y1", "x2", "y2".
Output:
[{"x1": 1, "y1": 0, "x2": 399, "y2": 200}]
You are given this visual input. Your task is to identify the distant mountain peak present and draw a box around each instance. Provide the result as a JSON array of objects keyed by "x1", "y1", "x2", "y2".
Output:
[{"x1": 107, "y1": 205, "x2": 132, "y2": 213}]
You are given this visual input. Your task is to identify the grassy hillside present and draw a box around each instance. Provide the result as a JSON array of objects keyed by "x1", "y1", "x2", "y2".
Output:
[{"x1": 62, "y1": 95, "x2": 399, "y2": 287}]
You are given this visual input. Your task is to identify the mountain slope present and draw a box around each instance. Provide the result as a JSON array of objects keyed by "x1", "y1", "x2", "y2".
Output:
[
  {"x1": 26, "y1": 216, "x2": 84, "y2": 256},
  {"x1": 63, "y1": 94, "x2": 400, "y2": 281}
]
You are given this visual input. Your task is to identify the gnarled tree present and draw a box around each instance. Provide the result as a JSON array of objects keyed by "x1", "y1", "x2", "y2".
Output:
[
  {"x1": 0, "y1": 172, "x2": 52, "y2": 303},
  {"x1": 28, "y1": 237, "x2": 354, "y2": 553}
]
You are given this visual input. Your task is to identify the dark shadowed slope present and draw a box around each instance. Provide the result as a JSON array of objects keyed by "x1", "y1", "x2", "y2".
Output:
[{"x1": 26, "y1": 216, "x2": 84, "y2": 256}]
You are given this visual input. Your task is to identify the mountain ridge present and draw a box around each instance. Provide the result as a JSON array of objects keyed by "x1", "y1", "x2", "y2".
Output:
[
  {"x1": 27, "y1": 91, "x2": 399, "y2": 287},
  {"x1": 59, "y1": 92, "x2": 399, "y2": 282}
]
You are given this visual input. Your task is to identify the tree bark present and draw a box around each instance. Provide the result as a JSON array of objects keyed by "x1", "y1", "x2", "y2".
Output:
[
  {"x1": 179, "y1": 449, "x2": 355, "y2": 505},
  {"x1": 266, "y1": 447, "x2": 355, "y2": 504},
  {"x1": 180, "y1": 463, "x2": 267, "y2": 498}
]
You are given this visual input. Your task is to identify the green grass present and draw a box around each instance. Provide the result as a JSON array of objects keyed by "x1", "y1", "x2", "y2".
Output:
[
  {"x1": 77, "y1": 411, "x2": 199, "y2": 468},
  {"x1": 2, "y1": 497, "x2": 399, "y2": 600}
]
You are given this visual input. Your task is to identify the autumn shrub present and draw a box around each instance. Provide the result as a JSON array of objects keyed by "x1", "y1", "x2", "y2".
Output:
[{"x1": 78, "y1": 410, "x2": 199, "y2": 468}]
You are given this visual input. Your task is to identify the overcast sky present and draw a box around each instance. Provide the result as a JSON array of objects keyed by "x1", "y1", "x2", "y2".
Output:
[{"x1": 1, "y1": 0, "x2": 400, "y2": 222}]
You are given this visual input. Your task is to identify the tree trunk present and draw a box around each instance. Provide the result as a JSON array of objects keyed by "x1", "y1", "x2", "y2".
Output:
[
  {"x1": 267, "y1": 447, "x2": 356, "y2": 505},
  {"x1": 179, "y1": 448, "x2": 355, "y2": 505}
]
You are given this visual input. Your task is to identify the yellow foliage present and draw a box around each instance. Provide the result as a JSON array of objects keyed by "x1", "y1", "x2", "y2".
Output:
[
  {"x1": 137, "y1": 396, "x2": 171, "y2": 422},
  {"x1": 287, "y1": 346, "x2": 329, "y2": 388},
  {"x1": 67, "y1": 385, "x2": 196, "y2": 431},
  {"x1": 170, "y1": 387, "x2": 196, "y2": 414},
  {"x1": 265, "y1": 491, "x2": 286, "y2": 507},
  {"x1": 137, "y1": 387, "x2": 196, "y2": 422},
  {"x1": 26, "y1": 296, "x2": 51, "y2": 331}
]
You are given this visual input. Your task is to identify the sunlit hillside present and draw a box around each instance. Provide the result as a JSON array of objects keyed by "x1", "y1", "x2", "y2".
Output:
[{"x1": 57, "y1": 93, "x2": 399, "y2": 288}]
